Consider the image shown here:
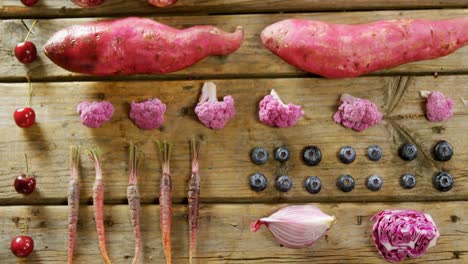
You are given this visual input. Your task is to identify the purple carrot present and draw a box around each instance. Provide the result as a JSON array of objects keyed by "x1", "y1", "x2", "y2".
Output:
[
  {"x1": 88, "y1": 149, "x2": 112, "y2": 264},
  {"x1": 188, "y1": 140, "x2": 201, "y2": 264},
  {"x1": 68, "y1": 146, "x2": 80, "y2": 264},
  {"x1": 128, "y1": 143, "x2": 142, "y2": 264},
  {"x1": 157, "y1": 141, "x2": 172, "y2": 264}
]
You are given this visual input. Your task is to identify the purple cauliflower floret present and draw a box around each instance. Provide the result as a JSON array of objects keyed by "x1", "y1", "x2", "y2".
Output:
[
  {"x1": 76, "y1": 100, "x2": 114, "y2": 128},
  {"x1": 129, "y1": 98, "x2": 167, "y2": 130},
  {"x1": 420, "y1": 91, "x2": 454, "y2": 122},
  {"x1": 194, "y1": 82, "x2": 235, "y2": 130},
  {"x1": 258, "y1": 89, "x2": 304, "y2": 128},
  {"x1": 333, "y1": 94, "x2": 382, "y2": 132},
  {"x1": 371, "y1": 209, "x2": 440, "y2": 263}
]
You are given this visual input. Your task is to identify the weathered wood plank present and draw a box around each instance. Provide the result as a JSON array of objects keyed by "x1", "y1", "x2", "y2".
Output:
[
  {"x1": 0, "y1": 202, "x2": 466, "y2": 263},
  {"x1": 1, "y1": 9, "x2": 467, "y2": 82},
  {"x1": 0, "y1": 76, "x2": 466, "y2": 204},
  {"x1": 1, "y1": 0, "x2": 468, "y2": 18}
]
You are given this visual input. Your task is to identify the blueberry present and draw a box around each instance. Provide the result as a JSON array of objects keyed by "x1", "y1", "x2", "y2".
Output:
[
  {"x1": 433, "y1": 141, "x2": 453, "y2": 162},
  {"x1": 305, "y1": 176, "x2": 322, "y2": 194},
  {"x1": 276, "y1": 175, "x2": 293, "y2": 192},
  {"x1": 251, "y1": 147, "x2": 269, "y2": 165},
  {"x1": 400, "y1": 173, "x2": 417, "y2": 189},
  {"x1": 249, "y1": 173, "x2": 267, "y2": 192},
  {"x1": 339, "y1": 146, "x2": 356, "y2": 164},
  {"x1": 399, "y1": 143, "x2": 418, "y2": 161},
  {"x1": 274, "y1": 146, "x2": 290, "y2": 162},
  {"x1": 302, "y1": 146, "x2": 322, "y2": 166},
  {"x1": 367, "y1": 145, "x2": 383, "y2": 161},
  {"x1": 337, "y1": 175, "x2": 355, "y2": 192},
  {"x1": 367, "y1": 175, "x2": 383, "y2": 191},
  {"x1": 434, "y1": 172, "x2": 454, "y2": 192}
]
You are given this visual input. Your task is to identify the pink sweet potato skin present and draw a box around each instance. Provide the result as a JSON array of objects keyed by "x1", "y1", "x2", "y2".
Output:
[
  {"x1": 148, "y1": 0, "x2": 177, "y2": 7},
  {"x1": 261, "y1": 18, "x2": 468, "y2": 78},
  {"x1": 43, "y1": 17, "x2": 244, "y2": 76}
]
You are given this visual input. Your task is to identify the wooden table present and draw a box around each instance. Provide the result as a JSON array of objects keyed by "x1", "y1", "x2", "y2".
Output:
[{"x1": 1, "y1": 1, "x2": 467, "y2": 263}]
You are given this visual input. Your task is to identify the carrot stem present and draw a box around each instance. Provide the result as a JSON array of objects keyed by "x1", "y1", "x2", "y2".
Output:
[
  {"x1": 188, "y1": 140, "x2": 201, "y2": 264},
  {"x1": 68, "y1": 146, "x2": 80, "y2": 264},
  {"x1": 88, "y1": 148, "x2": 112, "y2": 264},
  {"x1": 128, "y1": 143, "x2": 142, "y2": 264},
  {"x1": 157, "y1": 141, "x2": 172, "y2": 264}
]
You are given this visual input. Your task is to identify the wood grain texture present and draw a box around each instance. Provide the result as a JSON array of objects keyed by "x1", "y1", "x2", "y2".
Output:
[
  {"x1": 1, "y1": 0, "x2": 467, "y2": 18},
  {"x1": 0, "y1": 202, "x2": 466, "y2": 263},
  {"x1": 1, "y1": 9, "x2": 468, "y2": 82},
  {"x1": 0, "y1": 76, "x2": 466, "y2": 205}
]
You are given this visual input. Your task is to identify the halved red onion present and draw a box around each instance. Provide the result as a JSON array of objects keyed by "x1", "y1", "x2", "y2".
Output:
[
  {"x1": 72, "y1": 0, "x2": 105, "y2": 8},
  {"x1": 251, "y1": 205, "x2": 335, "y2": 249},
  {"x1": 371, "y1": 209, "x2": 440, "y2": 263}
]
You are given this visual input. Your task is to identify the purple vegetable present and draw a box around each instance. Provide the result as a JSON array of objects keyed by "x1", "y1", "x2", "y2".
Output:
[
  {"x1": 129, "y1": 98, "x2": 167, "y2": 130},
  {"x1": 77, "y1": 101, "x2": 114, "y2": 128},
  {"x1": 371, "y1": 209, "x2": 440, "y2": 263},
  {"x1": 195, "y1": 82, "x2": 235, "y2": 130},
  {"x1": 258, "y1": 89, "x2": 304, "y2": 128}
]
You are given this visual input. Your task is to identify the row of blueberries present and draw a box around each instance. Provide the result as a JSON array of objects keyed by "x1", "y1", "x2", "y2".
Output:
[
  {"x1": 250, "y1": 141, "x2": 453, "y2": 166},
  {"x1": 249, "y1": 171, "x2": 454, "y2": 193},
  {"x1": 249, "y1": 140, "x2": 454, "y2": 193}
]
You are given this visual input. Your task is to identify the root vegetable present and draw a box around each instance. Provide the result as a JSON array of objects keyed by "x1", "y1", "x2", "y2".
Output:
[
  {"x1": 188, "y1": 140, "x2": 201, "y2": 264},
  {"x1": 261, "y1": 18, "x2": 468, "y2": 78},
  {"x1": 68, "y1": 146, "x2": 80, "y2": 264},
  {"x1": 127, "y1": 143, "x2": 142, "y2": 264},
  {"x1": 43, "y1": 17, "x2": 244, "y2": 76},
  {"x1": 157, "y1": 141, "x2": 173, "y2": 264},
  {"x1": 87, "y1": 149, "x2": 112, "y2": 264},
  {"x1": 149, "y1": 0, "x2": 177, "y2": 7}
]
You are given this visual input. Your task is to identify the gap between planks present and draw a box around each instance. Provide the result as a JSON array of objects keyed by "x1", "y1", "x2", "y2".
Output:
[{"x1": 1, "y1": 1, "x2": 468, "y2": 19}]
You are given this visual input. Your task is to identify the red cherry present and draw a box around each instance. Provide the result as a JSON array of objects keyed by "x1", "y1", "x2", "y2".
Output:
[
  {"x1": 15, "y1": 41, "x2": 37, "y2": 64},
  {"x1": 14, "y1": 174, "x2": 36, "y2": 194},
  {"x1": 21, "y1": 0, "x2": 39, "y2": 6},
  {"x1": 14, "y1": 107, "x2": 36, "y2": 128},
  {"x1": 11, "y1": 236, "x2": 34, "y2": 257}
]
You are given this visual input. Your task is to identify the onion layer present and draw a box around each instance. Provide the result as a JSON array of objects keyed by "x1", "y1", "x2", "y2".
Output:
[{"x1": 251, "y1": 205, "x2": 335, "y2": 249}]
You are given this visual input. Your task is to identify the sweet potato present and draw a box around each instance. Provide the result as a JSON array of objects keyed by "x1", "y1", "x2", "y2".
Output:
[
  {"x1": 261, "y1": 18, "x2": 468, "y2": 78},
  {"x1": 43, "y1": 17, "x2": 244, "y2": 76},
  {"x1": 148, "y1": 0, "x2": 177, "y2": 7}
]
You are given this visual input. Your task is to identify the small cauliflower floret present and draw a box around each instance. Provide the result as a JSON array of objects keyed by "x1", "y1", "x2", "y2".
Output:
[
  {"x1": 258, "y1": 89, "x2": 304, "y2": 128},
  {"x1": 195, "y1": 82, "x2": 235, "y2": 130},
  {"x1": 333, "y1": 94, "x2": 382, "y2": 132},
  {"x1": 129, "y1": 98, "x2": 167, "y2": 130},
  {"x1": 420, "y1": 91, "x2": 453, "y2": 122},
  {"x1": 76, "y1": 101, "x2": 114, "y2": 128}
]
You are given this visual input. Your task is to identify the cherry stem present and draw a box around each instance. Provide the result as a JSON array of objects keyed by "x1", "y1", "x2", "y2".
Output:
[
  {"x1": 24, "y1": 20, "x2": 38, "y2": 43},
  {"x1": 25, "y1": 75, "x2": 33, "y2": 107},
  {"x1": 21, "y1": 218, "x2": 30, "y2": 235},
  {"x1": 24, "y1": 153, "x2": 29, "y2": 178}
]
